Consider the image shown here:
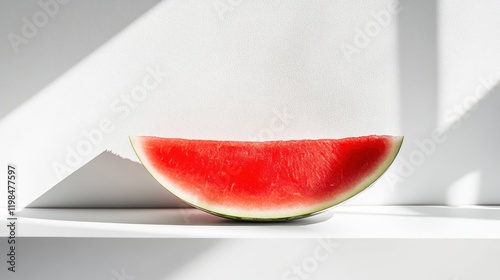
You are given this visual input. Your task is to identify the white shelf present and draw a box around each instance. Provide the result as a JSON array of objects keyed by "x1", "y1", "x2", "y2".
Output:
[
  {"x1": 2, "y1": 205, "x2": 500, "y2": 280},
  {"x1": 4, "y1": 205, "x2": 500, "y2": 238}
]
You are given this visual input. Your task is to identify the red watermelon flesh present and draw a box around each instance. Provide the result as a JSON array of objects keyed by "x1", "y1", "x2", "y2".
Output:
[{"x1": 130, "y1": 135, "x2": 403, "y2": 221}]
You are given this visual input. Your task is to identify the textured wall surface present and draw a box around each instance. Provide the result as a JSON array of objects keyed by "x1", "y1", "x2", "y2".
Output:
[{"x1": 0, "y1": 0, "x2": 498, "y2": 208}]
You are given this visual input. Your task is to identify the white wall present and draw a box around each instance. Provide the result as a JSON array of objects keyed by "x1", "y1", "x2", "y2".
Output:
[{"x1": 0, "y1": 0, "x2": 498, "y2": 208}]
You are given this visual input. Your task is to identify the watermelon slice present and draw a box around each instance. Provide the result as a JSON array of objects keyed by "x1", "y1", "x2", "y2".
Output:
[{"x1": 130, "y1": 135, "x2": 403, "y2": 221}]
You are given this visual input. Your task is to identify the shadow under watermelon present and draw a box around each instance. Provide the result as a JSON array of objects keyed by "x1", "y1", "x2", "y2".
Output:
[{"x1": 17, "y1": 207, "x2": 335, "y2": 226}]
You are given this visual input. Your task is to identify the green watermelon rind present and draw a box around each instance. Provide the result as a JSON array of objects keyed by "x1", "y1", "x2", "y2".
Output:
[{"x1": 130, "y1": 136, "x2": 403, "y2": 222}]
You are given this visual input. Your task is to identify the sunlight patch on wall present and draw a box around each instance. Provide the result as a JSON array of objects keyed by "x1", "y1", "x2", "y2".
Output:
[
  {"x1": 437, "y1": 0, "x2": 500, "y2": 129},
  {"x1": 446, "y1": 170, "x2": 481, "y2": 206}
]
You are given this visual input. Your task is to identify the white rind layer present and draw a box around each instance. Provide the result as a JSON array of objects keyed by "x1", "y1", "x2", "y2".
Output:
[{"x1": 130, "y1": 136, "x2": 404, "y2": 221}]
